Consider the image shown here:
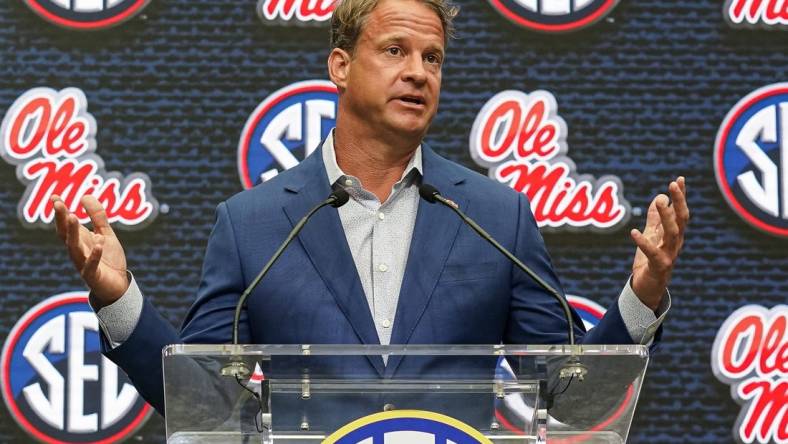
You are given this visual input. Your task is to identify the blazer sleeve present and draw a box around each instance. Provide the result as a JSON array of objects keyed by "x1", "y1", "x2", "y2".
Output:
[
  {"x1": 101, "y1": 201, "x2": 251, "y2": 415},
  {"x1": 503, "y1": 193, "x2": 635, "y2": 345}
]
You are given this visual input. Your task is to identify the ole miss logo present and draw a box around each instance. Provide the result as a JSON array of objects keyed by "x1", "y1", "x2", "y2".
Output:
[
  {"x1": 0, "y1": 87, "x2": 159, "y2": 230},
  {"x1": 470, "y1": 89, "x2": 630, "y2": 231},
  {"x1": 715, "y1": 83, "x2": 788, "y2": 237},
  {"x1": 711, "y1": 305, "x2": 787, "y2": 444},
  {"x1": 487, "y1": 0, "x2": 620, "y2": 32},
  {"x1": 257, "y1": 0, "x2": 334, "y2": 24},
  {"x1": 724, "y1": 0, "x2": 788, "y2": 28},
  {"x1": 238, "y1": 80, "x2": 338, "y2": 189},
  {"x1": 1, "y1": 292, "x2": 152, "y2": 443},
  {"x1": 23, "y1": 0, "x2": 152, "y2": 30}
]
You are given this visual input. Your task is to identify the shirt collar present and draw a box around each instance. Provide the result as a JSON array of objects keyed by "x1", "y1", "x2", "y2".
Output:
[{"x1": 321, "y1": 129, "x2": 423, "y2": 189}]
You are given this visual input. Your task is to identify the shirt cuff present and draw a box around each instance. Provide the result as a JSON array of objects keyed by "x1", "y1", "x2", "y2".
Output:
[
  {"x1": 617, "y1": 277, "x2": 671, "y2": 345},
  {"x1": 89, "y1": 271, "x2": 144, "y2": 349}
]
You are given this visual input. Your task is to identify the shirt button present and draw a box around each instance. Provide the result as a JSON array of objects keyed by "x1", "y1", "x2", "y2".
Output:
[
  {"x1": 344, "y1": 179, "x2": 353, "y2": 186},
  {"x1": 381, "y1": 319, "x2": 391, "y2": 328},
  {"x1": 378, "y1": 263, "x2": 388, "y2": 272},
  {"x1": 377, "y1": 212, "x2": 385, "y2": 220}
]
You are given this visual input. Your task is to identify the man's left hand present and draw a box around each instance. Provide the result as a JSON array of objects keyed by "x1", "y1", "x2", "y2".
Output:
[{"x1": 630, "y1": 177, "x2": 689, "y2": 311}]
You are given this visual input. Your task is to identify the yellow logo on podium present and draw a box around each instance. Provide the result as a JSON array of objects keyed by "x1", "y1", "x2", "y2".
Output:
[{"x1": 324, "y1": 410, "x2": 492, "y2": 444}]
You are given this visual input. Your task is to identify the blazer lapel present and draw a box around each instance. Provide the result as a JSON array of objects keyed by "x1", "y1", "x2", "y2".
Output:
[
  {"x1": 385, "y1": 146, "x2": 467, "y2": 377},
  {"x1": 281, "y1": 146, "x2": 385, "y2": 375}
]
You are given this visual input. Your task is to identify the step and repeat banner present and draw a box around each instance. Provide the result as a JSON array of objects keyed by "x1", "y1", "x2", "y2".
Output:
[{"x1": 1, "y1": 0, "x2": 786, "y2": 442}]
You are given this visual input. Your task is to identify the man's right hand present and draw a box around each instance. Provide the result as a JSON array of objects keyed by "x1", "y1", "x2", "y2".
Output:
[{"x1": 52, "y1": 195, "x2": 129, "y2": 308}]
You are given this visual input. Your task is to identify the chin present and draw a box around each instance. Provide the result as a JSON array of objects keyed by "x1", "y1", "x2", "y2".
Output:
[{"x1": 386, "y1": 117, "x2": 431, "y2": 137}]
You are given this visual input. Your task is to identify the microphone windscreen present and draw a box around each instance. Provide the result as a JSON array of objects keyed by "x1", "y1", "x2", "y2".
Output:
[
  {"x1": 418, "y1": 183, "x2": 440, "y2": 203},
  {"x1": 329, "y1": 186, "x2": 351, "y2": 208}
]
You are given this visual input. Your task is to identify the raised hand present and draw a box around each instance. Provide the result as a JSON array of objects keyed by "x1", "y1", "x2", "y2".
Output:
[
  {"x1": 52, "y1": 194, "x2": 129, "y2": 308},
  {"x1": 630, "y1": 177, "x2": 689, "y2": 311}
]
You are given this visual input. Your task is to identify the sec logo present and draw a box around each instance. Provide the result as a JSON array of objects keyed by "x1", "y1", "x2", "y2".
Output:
[
  {"x1": 1, "y1": 292, "x2": 151, "y2": 443},
  {"x1": 495, "y1": 295, "x2": 639, "y2": 439},
  {"x1": 715, "y1": 83, "x2": 788, "y2": 237},
  {"x1": 238, "y1": 80, "x2": 338, "y2": 189},
  {"x1": 566, "y1": 294, "x2": 606, "y2": 330},
  {"x1": 325, "y1": 410, "x2": 492, "y2": 444},
  {"x1": 23, "y1": 0, "x2": 152, "y2": 30},
  {"x1": 487, "y1": 0, "x2": 620, "y2": 32}
]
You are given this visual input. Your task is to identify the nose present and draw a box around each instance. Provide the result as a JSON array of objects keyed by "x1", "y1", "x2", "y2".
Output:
[{"x1": 402, "y1": 53, "x2": 427, "y2": 85}]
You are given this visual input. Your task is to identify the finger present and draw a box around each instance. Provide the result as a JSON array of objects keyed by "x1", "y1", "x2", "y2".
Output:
[
  {"x1": 81, "y1": 235, "x2": 103, "y2": 284},
  {"x1": 671, "y1": 178, "x2": 690, "y2": 233},
  {"x1": 643, "y1": 196, "x2": 663, "y2": 231},
  {"x1": 656, "y1": 194, "x2": 679, "y2": 251},
  {"x1": 51, "y1": 195, "x2": 68, "y2": 242},
  {"x1": 631, "y1": 229, "x2": 669, "y2": 271},
  {"x1": 65, "y1": 214, "x2": 88, "y2": 270},
  {"x1": 81, "y1": 195, "x2": 112, "y2": 235}
]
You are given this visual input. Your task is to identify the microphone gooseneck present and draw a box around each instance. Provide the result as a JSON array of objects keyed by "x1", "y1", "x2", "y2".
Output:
[
  {"x1": 418, "y1": 183, "x2": 577, "y2": 347},
  {"x1": 231, "y1": 186, "x2": 350, "y2": 345}
]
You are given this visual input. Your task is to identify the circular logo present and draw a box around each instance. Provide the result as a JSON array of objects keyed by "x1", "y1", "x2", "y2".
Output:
[
  {"x1": 496, "y1": 295, "x2": 638, "y2": 440},
  {"x1": 1, "y1": 292, "x2": 152, "y2": 443},
  {"x1": 487, "y1": 0, "x2": 620, "y2": 32},
  {"x1": 714, "y1": 83, "x2": 788, "y2": 237},
  {"x1": 566, "y1": 294, "x2": 606, "y2": 330},
  {"x1": 325, "y1": 410, "x2": 492, "y2": 444},
  {"x1": 23, "y1": 0, "x2": 152, "y2": 30},
  {"x1": 237, "y1": 80, "x2": 338, "y2": 189}
]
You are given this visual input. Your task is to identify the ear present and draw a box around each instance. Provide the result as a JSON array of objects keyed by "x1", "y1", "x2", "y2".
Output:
[{"x1": 327, "y1": 48, "x2": 351, "y2": 90}]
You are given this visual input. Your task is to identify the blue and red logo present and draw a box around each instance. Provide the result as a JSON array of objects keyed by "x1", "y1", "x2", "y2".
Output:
[
  {"x1": 715, "y1": 83, "x2": 788, "y2": 238},
  {"x1": 566, "y1": 294, "x2": 606, "y2": 331},
  {"x1": 494, "y1": 295, "x2": 636, "y2": 437},
  {"x1": 237, "y1": 80, "x2": 338, "y2": 189},
  {"x1": 23, "y1": 0, "x2": 151, "y2": 30},
  {"x1": 487, "y1": 0, "x2": 620, "y2": 32},
  {"x1": 1, "y1": 292, "x2": 151, "y2": 443}
]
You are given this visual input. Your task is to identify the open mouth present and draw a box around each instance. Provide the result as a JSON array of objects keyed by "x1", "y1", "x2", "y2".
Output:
[{"x1": 398, "y1": 96, "x2": 425, "y2": 105}]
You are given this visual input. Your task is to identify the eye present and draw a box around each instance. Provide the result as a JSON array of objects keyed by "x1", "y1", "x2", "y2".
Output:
[
  {"x1": 425, "y1": 53, "x2": 442, "y2": 65},
  {"x1": 386, "y1": 47, "x2": 401, "y2": 56}
]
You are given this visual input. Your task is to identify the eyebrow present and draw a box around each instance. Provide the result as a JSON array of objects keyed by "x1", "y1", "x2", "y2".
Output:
[{"x1": 377, "y1": 34, "x2": 445, "y2": 56}]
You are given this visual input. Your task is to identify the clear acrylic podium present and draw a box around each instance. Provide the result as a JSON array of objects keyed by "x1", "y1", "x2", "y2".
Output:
[{"x1": 162, "y1": 344, "x2": 649, "y2": 443}]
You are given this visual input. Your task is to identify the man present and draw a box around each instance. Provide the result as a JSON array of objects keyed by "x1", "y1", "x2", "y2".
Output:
[{"x1": 52, "y1": 0, "x2": 688, "y2": 420}]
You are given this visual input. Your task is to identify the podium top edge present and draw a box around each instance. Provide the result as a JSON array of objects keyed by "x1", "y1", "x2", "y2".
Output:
[{"x1": 162, "y1": 344, "x2": 649, "y2": 358}]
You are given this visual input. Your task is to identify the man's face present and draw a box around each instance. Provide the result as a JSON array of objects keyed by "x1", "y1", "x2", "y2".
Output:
[{"x1": 338, "y1": 0, "x2": 445, "y2": 140}]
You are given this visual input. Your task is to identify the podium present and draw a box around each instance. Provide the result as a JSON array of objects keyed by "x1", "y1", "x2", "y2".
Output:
[{"x1": 162, "y1": 344, "x2": 649, "y2": 443}]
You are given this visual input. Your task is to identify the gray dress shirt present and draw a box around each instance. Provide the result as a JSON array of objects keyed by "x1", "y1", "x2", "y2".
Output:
[{"x1": 93, "y1": 131, "x2": 669, "y2": 348}]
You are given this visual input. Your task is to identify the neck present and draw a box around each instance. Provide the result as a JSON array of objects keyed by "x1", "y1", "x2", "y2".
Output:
[{"x1": 333, "y1": 125, "x2": 419, "y2": 203}]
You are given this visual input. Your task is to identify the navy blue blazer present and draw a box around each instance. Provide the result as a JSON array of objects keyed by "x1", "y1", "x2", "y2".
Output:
[{"x1": 103, "y1": 143, "x2": 641, "y2": 418}]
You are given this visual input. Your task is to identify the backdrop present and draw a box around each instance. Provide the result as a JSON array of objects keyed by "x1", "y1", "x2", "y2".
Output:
[{"x1": 1, "y1": 0, "x2": 786, "y2": 442}]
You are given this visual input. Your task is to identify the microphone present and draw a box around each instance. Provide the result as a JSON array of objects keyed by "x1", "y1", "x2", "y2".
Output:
[
  {"x1": 418, "y1": 183, "x2": 577, "y2": 347},
  {"x1": 222, "y1": 186, "x2": 349, "y2": 401},
  {"x1": 230, "y1": 185, "x2": 350, "y2": 346}
]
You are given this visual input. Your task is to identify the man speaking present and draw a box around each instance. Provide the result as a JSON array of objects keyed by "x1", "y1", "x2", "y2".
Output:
[{"x1": 51, "y1": 0, "x2": 688, "y2": 418}]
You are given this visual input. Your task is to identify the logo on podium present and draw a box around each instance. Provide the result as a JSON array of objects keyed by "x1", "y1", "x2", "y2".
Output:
[
  {"x1": 325, "y1": 410, "x2": 492, "y2": 444},
  {"x1": 1, "y1": 292, "x2": 152, "y2": 443},
  {"x1": 715, "y1": 83, "x2": 788, "y2": 237},
  {"x1": 237, "y1": 80, "x2": 338, "y2": 189}
]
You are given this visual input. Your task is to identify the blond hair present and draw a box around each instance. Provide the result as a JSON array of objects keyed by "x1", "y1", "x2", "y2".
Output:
[{"x1": 330, "y1": 0, "x2": 458, "y2": 53}]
